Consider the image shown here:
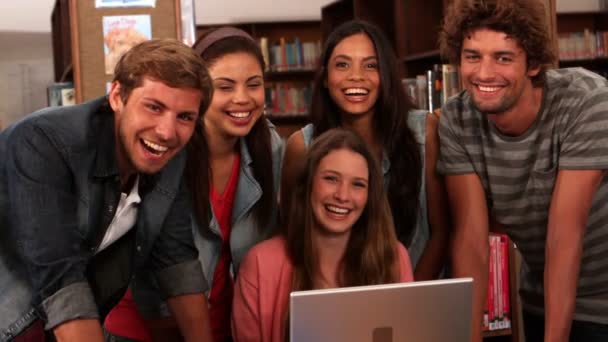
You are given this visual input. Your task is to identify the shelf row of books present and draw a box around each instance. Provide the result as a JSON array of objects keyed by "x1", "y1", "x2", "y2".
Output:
[
  {"x1": 259, "y1": 37, "x2": 321, "y2": 72},
  {"x1": 483, "y1": 233, "x2": 511, "y2": 332},
  {"x1": 558, "y1": 30, "x2": 608, "y2": 61},
  {"x1": 264, "y1": 83, "x2": 312, "y2": 117},
  {"x1": 402, "y1": 64, "x2": 461, "y2": 112}
]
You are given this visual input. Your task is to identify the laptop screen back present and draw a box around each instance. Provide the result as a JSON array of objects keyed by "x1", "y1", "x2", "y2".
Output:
[{"x1": 290, "y1": 278, "x2": 473, "y2": 342}]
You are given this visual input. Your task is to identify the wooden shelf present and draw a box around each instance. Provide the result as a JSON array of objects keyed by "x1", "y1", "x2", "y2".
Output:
[
  {"x1": 265, "y1": 113, "x2": 309, "y2": 124},
  {"x1": 403, "y1": 49, "x2": 441, "y2": 62},
  {"x1": 265, "y1": 69, "x2": 316, "y2": 82},
  {"x1": 483, "y1": 328, "x2": 512, "y2": 338}
]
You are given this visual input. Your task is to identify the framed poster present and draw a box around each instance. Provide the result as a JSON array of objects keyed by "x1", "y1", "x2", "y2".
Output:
[{"x1": 68, "y1": 0, "x2": 182, "y2": 102}]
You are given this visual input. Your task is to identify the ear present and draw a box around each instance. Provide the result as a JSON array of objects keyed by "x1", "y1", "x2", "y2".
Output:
[
  {"x1": 527, "y1": 63, "x2": 541, "y2": 78},
  {"x1": 108, "y1": 81, "x2": 124, "y2": 114}
]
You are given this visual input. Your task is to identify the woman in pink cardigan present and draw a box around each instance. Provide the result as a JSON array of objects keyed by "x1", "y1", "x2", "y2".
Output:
[{"x1": 232, "y1": 128, "x2": 414, "y2": 341}]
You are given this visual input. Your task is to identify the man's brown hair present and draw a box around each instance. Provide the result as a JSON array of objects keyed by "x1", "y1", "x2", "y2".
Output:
[
  {"x1": 113, "y1": 38, "x2": 213, "y2": 114},
  {"x1": 439, "y1": 0, "x2": 556, "y2": 86}
]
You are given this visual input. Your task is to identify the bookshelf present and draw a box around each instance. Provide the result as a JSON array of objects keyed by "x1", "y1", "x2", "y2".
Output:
[
  {"x1": 196, "y1": 21, "x2": 321, "y2": 138},
  {"x1": 556, "y1": 11, "x2": 608, "y2": 77}
]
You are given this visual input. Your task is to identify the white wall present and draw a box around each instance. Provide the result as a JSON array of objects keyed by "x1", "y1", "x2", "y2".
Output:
[
  {"x1": 0, "y1": 0, "x2": 55, "y2": 32},
  {"x1": 194, "y1": 0, "x2": 336, "y2": 24},
  {"x1": 556, "y1": 0, "x2": 608, "y2": 12},
  {"x1": 0, "y1": 0, "x2": 338, "y2": 32}
]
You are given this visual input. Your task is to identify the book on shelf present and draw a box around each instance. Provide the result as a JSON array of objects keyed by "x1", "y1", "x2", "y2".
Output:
[
  {"x1": 402, "y1": 64, "x2": 461, "y2": 112},
  {"x1": 483, "y1": 233, "x2": 512, "y2": 332},
  {"x1": 558, "y1": 29, "x2": 608, "y2": 61},
  {"x1": 259, "y1": 36, "x2": 321, "y2": 72},
  {"x1": 265, "y1": 83, "x2": 312, "y2": 117}
]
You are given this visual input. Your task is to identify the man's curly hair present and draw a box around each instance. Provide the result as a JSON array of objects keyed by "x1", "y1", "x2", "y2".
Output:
[{"x1": 439, "y1": 0, "x2": 556, "y2": 86}]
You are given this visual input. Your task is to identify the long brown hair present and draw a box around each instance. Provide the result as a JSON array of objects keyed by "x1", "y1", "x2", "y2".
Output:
[
  {"x1": 186, "y1": 28, "x2": 275, "y2": 231},
  {"x1": 309, "y1": 20, "x2": 422, "y2": 246},
  {"x1": 286, "y1": 128, "x2": 400, "y2": 291},
  {"x1": 439, "y1": 0, "x2": 556, "y2": 86}
]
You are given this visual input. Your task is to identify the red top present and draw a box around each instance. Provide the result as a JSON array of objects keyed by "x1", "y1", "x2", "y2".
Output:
[
  {"x1": 208, "y1": 153, "x2": 240, "y2": 341},
  {"x1": 103, "y1": 153, "x2": 241, "y2": 342},
  {"x1": 104, "y1": 288, "x2": 152, "y2": 342}
]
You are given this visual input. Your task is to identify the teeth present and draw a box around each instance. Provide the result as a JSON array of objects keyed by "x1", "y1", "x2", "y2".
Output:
[
  {"x1": 478, "y1": 85, "x2": 501, "y2": 92},
  {"x1": 326, "y1": 205, "x2": 349, "y2": 215},
  {"x1": 142, "y1": 139, "x2": 168, "y2": 153},
  {"x1": 228, "y1": 111, "x2": 250, "y2": 118},
  {"x1": 344, "y1": 88, "x2": 369, "y2": 95}
]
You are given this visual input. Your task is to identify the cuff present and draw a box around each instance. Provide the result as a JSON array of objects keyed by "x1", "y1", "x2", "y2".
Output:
[
  {"x1": 42, "y1": 282, "x2": 99, "y2": 330},
  {"x1": 156, "y1": 259, "x2": 207, "y2": 298}
]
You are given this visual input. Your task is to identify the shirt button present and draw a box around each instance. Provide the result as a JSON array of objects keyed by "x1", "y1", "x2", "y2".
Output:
[
  {"x1": 136, "y1": 245, "x2": 142, "y2": 252},
  {"x1": 108, "y1": 205, "x2": 113, "y2": 213}
]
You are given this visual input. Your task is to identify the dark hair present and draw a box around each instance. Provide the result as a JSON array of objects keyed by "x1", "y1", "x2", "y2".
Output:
[
  {"x1": 310, "y1": 20, "x2": 422, "y2": 245},
  {"x1": 287, "y1": 128, "x2": 400, "y2": 291},
  {"x1": 113, "y1": 38, "x2": 213, "y2": 114},
  {"x1": 187, "y1": 28, "x2": 275, "y2": 232},
  {"x1": 439, "y1": 0, "x2": 556, "y2": 86}
]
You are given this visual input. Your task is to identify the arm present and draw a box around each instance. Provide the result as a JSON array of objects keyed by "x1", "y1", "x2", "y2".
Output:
[
  {"x1": 53, "y1": 320, "x2": 104, "y2": 342},
  {"x1": 445, "y1": 174, "x2": 490, "y2": 342},
  {"x1": 544, "y1": 170, "x2": 603, "y2": 342},
  {"x1": 279, "y1": 131, "x2": 307, "y2": 225},
  {"x1": 6, "y1": 123, "x2": 100, "y2": 334},
  {"x1": 414, "y1": 113, "x2": 451, "y2": 280},
  {"x1": 167, "y1": 293, "x2": 212, "y2": 342},
  {"x1": 148, "y1": 179, "x2": 209, "y2": 339}
]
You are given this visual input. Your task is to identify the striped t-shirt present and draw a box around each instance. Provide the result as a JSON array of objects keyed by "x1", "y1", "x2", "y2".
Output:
[{"x1": 438, "y1": 68, "x2": 608, "y2": 324}]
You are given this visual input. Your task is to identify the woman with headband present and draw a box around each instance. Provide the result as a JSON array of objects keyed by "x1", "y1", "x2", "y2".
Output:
[{"x1": 104, "y1": 27, "x2": 284, "y2": 342}]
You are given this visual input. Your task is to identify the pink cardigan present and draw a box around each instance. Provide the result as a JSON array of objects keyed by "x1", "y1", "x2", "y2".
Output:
[{"x1": 231, "y1": 236, "x2": 414, "y2": 342}]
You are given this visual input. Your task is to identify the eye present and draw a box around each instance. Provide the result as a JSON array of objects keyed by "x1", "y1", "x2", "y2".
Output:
[
  {"x1": 177, "y1": 112, "x2": 195, "y2": 122},
  {"x1": 497, "y1": 56, "x2": 513, "y2": 64},
  {"x1": 247, "y1": 82, "x2": 262, "y2": 89},
  {"x1": 323, "y1": 175, "x2": 339, "y2": 183},
  {"x1": 464, "y1": 55, "x2": 480, "y2": 62},
  {"x1": 145, "y1": 103, "x2": 161, "y2": 112},
  {"x1": 216, "y1": 85, "x2": 233, "y2": 92},
  {"x1": 353, "y1": 181, "x2": 367, "y2": 189},
  {"x1": 335, "y1": 61, "x2": 348, "y2": 69},
  {"x1": 365, "y1": 62, "x2": 378, "y2": 70}
]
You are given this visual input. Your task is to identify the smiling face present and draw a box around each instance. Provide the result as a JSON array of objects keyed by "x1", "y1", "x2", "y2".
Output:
[
  {"x1": 203, "y1": 52, "x2": 265, "y2": 140},
  {"x1": 311, "y1": 148, "x2": 369, "y2": 237},
  {"x1": 326, "y1": 33, "x2": 380, "y2": 119},
  {"x1": 109, "y1": 77, "x2": 201, "y2": 182},
  {"x1": 460, "y1": 28, "x2": 540, "y2": 116}
]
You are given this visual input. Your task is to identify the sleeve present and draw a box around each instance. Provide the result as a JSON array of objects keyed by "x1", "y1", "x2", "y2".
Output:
[
  {"x1": 232, "y1": 247, "x2": 263, "y2": 342},
  {"x1": 5, "y1": 122, "x2": 98, "y2": 329},
  {"x1": 559, "y1": 87, "x2": 608, "y2": 169},
  {"x1": 436, "y1": 101, "x2": 476, "y2": 175},
  {"x1": 149, "y1": 179, "x2": 207, "y2": 298},
  {"x1": 397, "y1": 243, "x2": 414, "y2": 282}
]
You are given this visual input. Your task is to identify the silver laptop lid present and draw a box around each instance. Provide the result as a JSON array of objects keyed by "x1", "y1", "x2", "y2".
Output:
[{"x1": 290, "y1": 278, "x2": 473, "y2": 342}]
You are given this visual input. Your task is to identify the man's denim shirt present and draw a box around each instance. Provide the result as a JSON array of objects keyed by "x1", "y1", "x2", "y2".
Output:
[
  {"x1": 132, "y1": 121, "x2": 285, "y2": 318},
  {"x1": 0, "y1": 97, "x2": 205, "y2": 341}
]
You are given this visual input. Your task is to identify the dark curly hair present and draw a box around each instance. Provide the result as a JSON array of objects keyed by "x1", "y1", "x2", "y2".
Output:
[{"x1": 439, "y1": 0, "x2": 556, "y2": 86}]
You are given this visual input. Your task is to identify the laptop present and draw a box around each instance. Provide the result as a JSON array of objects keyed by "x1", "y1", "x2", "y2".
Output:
[{"x1": 290, "y1": 278, "x2": 473, "y2": 342}]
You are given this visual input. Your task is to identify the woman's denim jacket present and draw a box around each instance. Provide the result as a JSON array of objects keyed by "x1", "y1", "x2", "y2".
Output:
[
  {"x1": 0, "y1": 98, "x2": 205, "y2": 341},
  {"x1": 132, "y1": 120, "x2": 284, "y2": 318}
]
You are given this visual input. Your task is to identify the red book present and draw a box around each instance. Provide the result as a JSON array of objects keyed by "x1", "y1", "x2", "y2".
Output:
[{"x1": 500, "y1": 234, "x2": 511, "y2": 329}]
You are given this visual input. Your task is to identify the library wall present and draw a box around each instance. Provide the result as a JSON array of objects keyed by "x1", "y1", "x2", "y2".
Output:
[{"x1": 0, "y1": 32, "x2": 54, "y2": 130}]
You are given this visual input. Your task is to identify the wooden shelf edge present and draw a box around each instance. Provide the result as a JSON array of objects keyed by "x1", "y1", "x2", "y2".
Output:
[
  {"x1": 265, "y1": 114, "x2": 309, "y2": 124},
  {"x1": 483, "y1": 328, "x2": 512, "y2": 338},
  {"x1": 403, "y1": 49, "x2": 441, "y2": 62}
]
